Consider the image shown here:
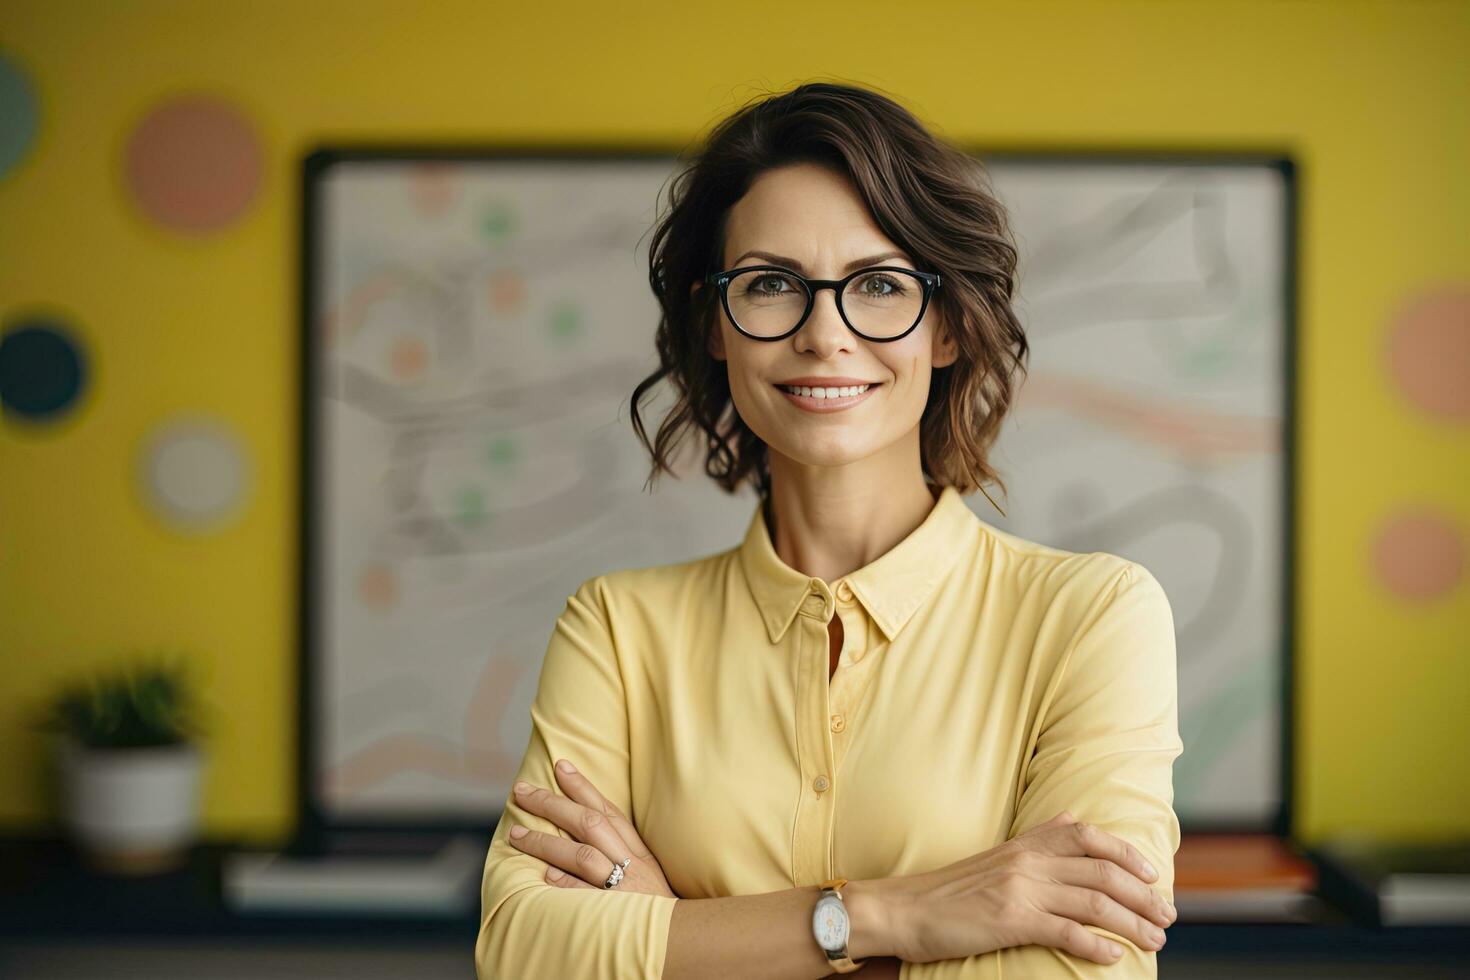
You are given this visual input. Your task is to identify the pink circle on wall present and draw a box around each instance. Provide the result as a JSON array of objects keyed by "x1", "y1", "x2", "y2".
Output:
[
  {"x1": 358, "y1": 563, "x2": 398, "y2": 611},
  {"x1": 1387, "y1": 286, "x2": 1470, "y2": 421},
  {"x1": 124, "y1": 94, "x2": 263, "y2": 233},
  {"x1": 391, "y1": 337, "x2": 427, "y2": 380},
  {"x1": 1371, "y1": 508, "x2": 1465, "y2": 601},
  {"x1": 410, "y1": 161, "x2": 459, "y2": 217},
  {"x1": 487, "y1": 270, "x2": 525, "y2": 314}
]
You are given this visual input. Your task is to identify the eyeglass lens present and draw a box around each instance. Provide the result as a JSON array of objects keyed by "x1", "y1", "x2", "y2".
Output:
[{"x1": 725, "y1": 269, "x2": 925, "y2": 339}]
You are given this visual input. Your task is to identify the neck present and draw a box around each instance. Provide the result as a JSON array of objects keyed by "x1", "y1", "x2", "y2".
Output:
[{"x1": 763, "y1": 440, "x2": 939, "y2": 584}]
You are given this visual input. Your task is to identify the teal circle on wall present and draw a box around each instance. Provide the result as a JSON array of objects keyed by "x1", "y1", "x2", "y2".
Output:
[
  {"x1": 0, "y1": 51, "x2": 39, "y2": 181},
  {"x1": 0, "y1": 315, "x2": 88, "y2": 422}
]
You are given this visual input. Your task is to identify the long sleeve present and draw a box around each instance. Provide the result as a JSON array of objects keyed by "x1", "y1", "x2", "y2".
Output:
[
  {"x1": 900, "y1": 561, "x2": 1184, "y2": 979},
  {"x1": 474, "y1": 575, "x2": 678, "y2": 979}
]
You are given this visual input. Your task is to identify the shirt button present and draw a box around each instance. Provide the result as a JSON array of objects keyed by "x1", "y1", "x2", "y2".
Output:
[
  {"x1": 830, "y1": 714, "x2": 846, "y2": 733},
  {"x1": 813, "y1": 774, "x2": 830, "y2": 793},
  {"x1": 836, "y1": 581, "x2": 854, "y2": 602}
]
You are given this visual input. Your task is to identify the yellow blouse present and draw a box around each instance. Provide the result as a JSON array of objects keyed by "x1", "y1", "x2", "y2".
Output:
[{"x1": 475, "y1": 484, "x2": 1183, "y2": 978}]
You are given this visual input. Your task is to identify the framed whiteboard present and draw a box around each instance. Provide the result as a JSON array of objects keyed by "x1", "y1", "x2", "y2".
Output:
[{"x1": 299, "y1": 147, "x2": 1295, "y2": 841}]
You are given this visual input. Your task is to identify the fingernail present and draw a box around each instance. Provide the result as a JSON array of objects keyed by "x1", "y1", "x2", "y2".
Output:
[
  {"x1": 514, "y1": 781, "x2": 532, "y2": 795},
  {"x1": 547, "y1": 867, "x2": 563, "y2": 880},
  {"x1": 509, "y1": 824, "x2": 527, "y2": 839},
  {"x1": 1164, "y1": 900, "x2": 1177, "y2": 921},
  {"x1": 1107, "y1": 943, "x2": 1123, "y2": 958},
  {"x1": 556, "y1": 759, "x2": 576, "y2": 774},
  {"x1": 1142, "y1": 860, "x2": 1158, "y2": 880}
]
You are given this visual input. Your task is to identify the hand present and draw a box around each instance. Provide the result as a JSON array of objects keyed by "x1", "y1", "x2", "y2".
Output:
[
  {"x1": 878, "y1": 811, "x2": 1177, "y2": 965},
  {"x1": 506, "y1": 758, "x2": 678, "y2": 898}
]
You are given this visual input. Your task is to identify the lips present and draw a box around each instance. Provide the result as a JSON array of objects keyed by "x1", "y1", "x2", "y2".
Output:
[
  {"x1": 774, "y1": 382, "x2": 881, "y2": 413},
  {"x1": 773, "y1": 382, "x2": 878, "y2": 395},
  {"x1": 773, "y1": 377, "x2": 880, "y2": 387}
]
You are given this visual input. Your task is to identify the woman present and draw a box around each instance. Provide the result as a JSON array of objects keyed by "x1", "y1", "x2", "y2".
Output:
[{"x1": 475, "y1": 81, "x2": 1182, "y2": 979}]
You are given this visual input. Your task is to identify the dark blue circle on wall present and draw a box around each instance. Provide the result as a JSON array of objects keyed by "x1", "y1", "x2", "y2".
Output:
[{"x1": 0, "y1": 316, "x2": 89, "y2": 421}]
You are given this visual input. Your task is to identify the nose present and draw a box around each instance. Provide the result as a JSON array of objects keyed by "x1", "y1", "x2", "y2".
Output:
[{"x1": 795, "y1": 285, "x2": 852, "y2": 349}]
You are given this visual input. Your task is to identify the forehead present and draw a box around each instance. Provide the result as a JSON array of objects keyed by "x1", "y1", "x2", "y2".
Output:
[{"x1": 722, "y1": 163, "x2": 898, "y2": 263}]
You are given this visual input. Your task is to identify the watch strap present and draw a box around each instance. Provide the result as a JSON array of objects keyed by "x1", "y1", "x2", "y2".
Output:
[{"x1": 816, "y1": 877, "x2": 868, "y2": 973}]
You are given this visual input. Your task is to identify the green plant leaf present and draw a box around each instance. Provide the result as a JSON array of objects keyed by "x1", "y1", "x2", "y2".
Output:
[{"x1": 36, "y1": 651, "x2": 208, "y2": 749}]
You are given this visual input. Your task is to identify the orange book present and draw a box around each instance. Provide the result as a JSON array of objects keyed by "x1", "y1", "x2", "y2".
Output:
[
  {"x1": 1176, "y1": 833, "x2": 1317, "y2": 891},
  {"x1": 1172, "y1": 833, "x2": 1322, "y2": 922}
]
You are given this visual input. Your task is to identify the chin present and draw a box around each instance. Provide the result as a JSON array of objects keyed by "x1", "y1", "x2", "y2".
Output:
[{"x1": 773, "y1": 440, "x2": 878, "y2": 470}]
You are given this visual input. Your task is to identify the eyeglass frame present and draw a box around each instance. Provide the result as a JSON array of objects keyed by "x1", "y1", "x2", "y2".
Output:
[{"x1": 702, "y1": 264, "x2": 942, "y2": 343}]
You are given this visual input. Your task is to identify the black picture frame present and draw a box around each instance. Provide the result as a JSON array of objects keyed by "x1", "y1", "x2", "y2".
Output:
[{"x1": 294, "y1": 144, "x2": 1298, "y2": 853}]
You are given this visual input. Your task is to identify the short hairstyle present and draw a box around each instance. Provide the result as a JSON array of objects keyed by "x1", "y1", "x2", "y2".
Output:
[{"x1": 630, "y1": 80, "x2": 1028, "y2": 514}]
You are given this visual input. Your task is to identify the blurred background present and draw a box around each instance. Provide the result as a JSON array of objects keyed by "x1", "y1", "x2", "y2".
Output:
[{"x1": 1, "y1": 1, "x2": 1466, "y2": 977}]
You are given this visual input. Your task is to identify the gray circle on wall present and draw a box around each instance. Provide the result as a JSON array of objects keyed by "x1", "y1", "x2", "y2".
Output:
[{"x1": 137, "y1": 415, "x2": 252, "y2": 532}]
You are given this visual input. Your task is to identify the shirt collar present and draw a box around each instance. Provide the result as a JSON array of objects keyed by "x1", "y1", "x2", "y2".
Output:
[{"x1": 738, "y1": 484, "x2": 981, "y2": 645}]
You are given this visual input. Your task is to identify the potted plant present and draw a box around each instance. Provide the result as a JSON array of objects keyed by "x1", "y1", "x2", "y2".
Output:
[{"x1": 34, "y1": 652, "x2": 212, "y2": 874}]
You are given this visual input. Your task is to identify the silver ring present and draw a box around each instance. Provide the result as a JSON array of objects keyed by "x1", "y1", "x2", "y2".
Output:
[{"x1": 603, "y1": 856, "x2": 631, "y2": 889}]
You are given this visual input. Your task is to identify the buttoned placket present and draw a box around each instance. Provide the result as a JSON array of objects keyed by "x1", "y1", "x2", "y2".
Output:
[{"x1": 789, "y1": 576, "x2": 876, "y2": 886}]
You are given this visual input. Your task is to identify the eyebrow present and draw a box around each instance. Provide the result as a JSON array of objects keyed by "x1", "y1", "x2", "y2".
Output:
[{"x1": 729, "y1": 250, "x2": 914, "y2": 275}]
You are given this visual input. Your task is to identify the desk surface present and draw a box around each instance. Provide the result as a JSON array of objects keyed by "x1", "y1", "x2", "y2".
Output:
[{"x1": 3, "y1": 836, "x2": 1468, "y2": 962}]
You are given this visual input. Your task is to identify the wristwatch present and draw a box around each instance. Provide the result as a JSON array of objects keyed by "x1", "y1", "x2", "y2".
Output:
[{"x1": 812, "y1": 877, "x2": 868, "y2": 973}]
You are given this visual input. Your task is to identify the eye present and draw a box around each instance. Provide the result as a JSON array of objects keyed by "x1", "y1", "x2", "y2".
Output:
[
  {"x1": 748, "y1": 273, "x2": 797, "y2": 296},
  {"x1": 852, "y1": 272, "x2": 909, "y2": 297}
]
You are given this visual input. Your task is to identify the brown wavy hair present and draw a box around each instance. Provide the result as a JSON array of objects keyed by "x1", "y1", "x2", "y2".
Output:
[{"x1": 630, "y1": 80, "x2": 1028, "y2": 515}]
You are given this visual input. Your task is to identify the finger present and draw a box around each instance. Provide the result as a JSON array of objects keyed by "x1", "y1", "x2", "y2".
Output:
[
  {"x1": 1037, "y1": 879, "x2": 1166, "y2": 953},
  {"x1": 1049, "y1": 855, "x2": 1176, "y2": 929},
  {"x1": 1016, "y1": 811, "x2": 1074, "y2": 841},
  {"x1": 1033, "y1": 911, "x2": 1126, "y2": 965},
  {"x1": 544, "y1": 866, "x2": 597, "y2": 889},
  {"x1": 1047, "y1": 820, "x2": 1159, "y2": 885},
  {"x1": 507, "y1": 825, "x2": 620, "y2": 888},
  {"x1": 552, "y1": 760, "x2": 654, "y2": 859},
  {"x1": 514, "y1": 780, "x2": 631, "y2": 867}
]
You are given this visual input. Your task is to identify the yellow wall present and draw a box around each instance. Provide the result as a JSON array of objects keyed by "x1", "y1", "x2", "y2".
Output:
[{"x1": 1, "y1": 1, "x2": 1465, "y2": 846}]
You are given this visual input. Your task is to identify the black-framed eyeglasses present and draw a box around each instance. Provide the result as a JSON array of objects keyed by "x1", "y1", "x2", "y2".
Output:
[{"x1": 703, "y1": 265, "x2": 942, "y2": 342}]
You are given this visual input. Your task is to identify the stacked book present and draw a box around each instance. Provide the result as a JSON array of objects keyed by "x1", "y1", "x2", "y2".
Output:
[
  {"x1": 222, "y1": 831, "x2": 487, "y2": 918},
  {"x1": 1172, "y1": 833, "x2": 1325, "y2": 922},
  {"x1": 1309, "y1": 838, "x2": 1470, "y2": 926}
]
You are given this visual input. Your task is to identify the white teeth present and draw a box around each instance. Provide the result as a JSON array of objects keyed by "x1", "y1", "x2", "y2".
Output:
[{"x1": 778, "y1": 384, "x2": 871, "y2": 398}]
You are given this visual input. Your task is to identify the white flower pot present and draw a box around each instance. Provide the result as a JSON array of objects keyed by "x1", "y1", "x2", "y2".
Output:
[{"x1": 57, "y1": 735, "x2": 204, "y2": 874}]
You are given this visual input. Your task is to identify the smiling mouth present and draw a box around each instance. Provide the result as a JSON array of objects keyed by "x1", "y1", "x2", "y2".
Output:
[
  {"x1": 773, "y1": 382, "x2": 880, "y2": 398},
  {"x1": 772, "y1": 382, "x2": 883, "y2": 413}
]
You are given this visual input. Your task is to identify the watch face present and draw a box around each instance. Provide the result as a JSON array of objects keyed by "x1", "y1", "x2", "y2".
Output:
[{"x1": 813, "y1": 895, "x2": 849, "y2": 950}]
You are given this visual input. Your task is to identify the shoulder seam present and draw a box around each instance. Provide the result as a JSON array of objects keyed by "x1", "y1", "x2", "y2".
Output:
[
  {"x1": 579, "y1": 573, "x2": 635, "y2": 759},
  {"x1": 1033, "y1": 561, "x2": 1136, "y2": 734},
  {"x1": 976, "y1": 518, "x2": 1133, "y2": 570},
  {"x1": 1066, "y1": 561, "x2": 1136, "y2": 659}
]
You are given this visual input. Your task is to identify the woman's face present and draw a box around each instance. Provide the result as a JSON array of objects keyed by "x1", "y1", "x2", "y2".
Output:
[{"x1": 706, "y1": 161, "x2": 957, "y2": 476}]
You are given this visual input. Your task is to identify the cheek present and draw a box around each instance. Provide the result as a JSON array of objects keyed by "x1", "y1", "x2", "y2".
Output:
[
  {"x1": 876, "y1": 348, "x2": 928, "y2": 396},
  {"x1": 721, "y1": 353, "x2": 772, "y2": 418}
]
